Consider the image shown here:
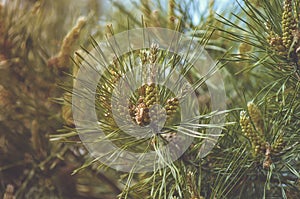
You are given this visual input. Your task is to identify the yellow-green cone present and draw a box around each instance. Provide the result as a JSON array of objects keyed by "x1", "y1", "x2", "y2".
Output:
[
  {"x1": 282, "y1": 0, "x2": 297, "y2": 49},
  {"x1": 247, "y1": 102, "x2": 264, "y2": 134},
  {"x1": 165, "y1": 97, "x2": 179, "y2": 118},
  {"x1": 272, "y1": 135, "x2": 285, "y2": 154},
  {"x1": 240, "y1": 111, "x2": 266, "y2": 156},
  {"x1": 144, "y1": 83, "x2": 158, "y2": 107}
]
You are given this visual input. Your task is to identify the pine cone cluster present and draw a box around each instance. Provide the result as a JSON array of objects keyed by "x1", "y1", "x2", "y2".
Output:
[
  {"x1": 240, "y1": 102, "x2": 286, "y2": 165},
  {"x1": 267, "y1": 32, "x2": 287, "y2": 56},
  {"x1": 267, "y1": 0, "x2": 300, "y2": 64}
]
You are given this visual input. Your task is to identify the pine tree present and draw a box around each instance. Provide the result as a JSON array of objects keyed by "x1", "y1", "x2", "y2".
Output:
[{"x1": 1, "y1": 0, "x2": 299, "y2": 199}]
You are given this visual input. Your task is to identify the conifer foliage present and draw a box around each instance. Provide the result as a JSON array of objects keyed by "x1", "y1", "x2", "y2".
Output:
[{"x1": 0, "y1": 0, "x2": 299, "y2": 198}]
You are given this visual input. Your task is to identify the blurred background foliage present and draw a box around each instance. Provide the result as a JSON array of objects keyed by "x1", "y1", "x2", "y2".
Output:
[{"x1": 0, "y1": 0, "x2": 299, "y2": 198}]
